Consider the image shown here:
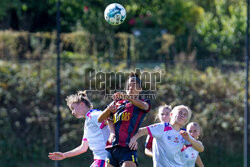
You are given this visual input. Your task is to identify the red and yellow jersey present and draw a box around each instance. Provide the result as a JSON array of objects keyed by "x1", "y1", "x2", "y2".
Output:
[{"x1": 107, "y1": 98, "x2": 150, "y2": 148}]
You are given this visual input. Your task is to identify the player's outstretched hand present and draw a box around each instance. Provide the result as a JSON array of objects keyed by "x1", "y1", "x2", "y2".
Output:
[
  {"x1": 129, "y1": 136, "x2": 138, "y2": 150},
  {"x1": 48, "y1": 152, "x2": 66, "y2": 161},
  {"x1": 112, "y1": 92, "x2": 125, "y2": 101},
  {"x1": 107, "y1": 102, "x2": 118, "y2": 114},
  {"x1": 180, "y1": 130, "x2": 190, "y2": 141}
]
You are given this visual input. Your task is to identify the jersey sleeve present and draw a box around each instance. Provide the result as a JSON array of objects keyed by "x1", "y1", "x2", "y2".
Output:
[
  {"x1": 145, "y1": 135, "x2": 153, "y2": 149},
  {"x1": 147, "y1": 123, "x2": 165, "y2": 139},
  {"x1": 82, "y1": 135, "x2": 88, "y2": 142},
  {"x1": 82, "y1": 126, "x2": 88, "y2": 141}
]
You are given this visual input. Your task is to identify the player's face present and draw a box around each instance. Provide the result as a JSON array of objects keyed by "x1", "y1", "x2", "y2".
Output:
[
  {"x1": 126, "y1": 78, "x2": 142, "y2": 95},
  {"x1": 187, "y1": 124, "x2": 200, "y2": 139},
  {"x1": 159, "y1": 108, "x2": 171, "y2": 123},
  {"x1": 175, "y1": 108, "x2": 188, "y2": 125},
  {"x1": 70, "y1": 102, "x2": 85, "y2": 118}
]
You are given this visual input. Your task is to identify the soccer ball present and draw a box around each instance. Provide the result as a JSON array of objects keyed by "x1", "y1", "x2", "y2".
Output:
[{"x1": 104, "y1": 3, "x2": 126, "y2": 25}]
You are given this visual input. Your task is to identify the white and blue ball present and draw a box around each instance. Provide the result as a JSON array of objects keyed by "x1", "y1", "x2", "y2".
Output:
[{"x1": 104, "y1": 3, "x2": 126, "y2": 25}]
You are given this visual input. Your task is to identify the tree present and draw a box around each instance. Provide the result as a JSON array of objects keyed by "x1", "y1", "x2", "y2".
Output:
[{"x1": 195, "y1": 0, "x2": 246, "y2": 61}]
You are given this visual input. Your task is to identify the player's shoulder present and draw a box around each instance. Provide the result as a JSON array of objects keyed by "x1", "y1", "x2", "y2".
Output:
[
  {"x1": 149, "y1": 122, "x2": 165, "y2": 130},
  {"x1": 151, "y1": 122, "x2": 164, "y2": 126},
  {"x1": 180, "y1": 128, "x2": 186, "y2": 131},
  {"x1": 87, "y1": 109, "x2": 102, "y2": 118},
  {"x1": 91, "y1": 109, "x2": 102, "y2": 113}
]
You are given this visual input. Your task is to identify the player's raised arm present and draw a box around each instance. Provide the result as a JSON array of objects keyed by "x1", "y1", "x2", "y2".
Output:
[
  {"x1": 97, "y1": 101, "x2": 117, "y2": 123},
  {"x1": 180, "y1": 130, "x2": 204, "y2": 152},
  {"x1": 128, "y1": 98, "x2": 149, "y2": 111},
  {"x1": 112, "y1": 91, "x2": 149, "y2": 111},
  {"x1": 48, "y1": 139, "x2": 88, "y2": 160},
  {"x1": 97, "y1": 107, "x2": 111, "y2": 123}
]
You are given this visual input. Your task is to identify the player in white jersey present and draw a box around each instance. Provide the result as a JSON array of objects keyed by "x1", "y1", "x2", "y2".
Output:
[
  {"x1": 144, "y1": 104, "x2": 172, "y2": 158},
  {"x1": 181, "y1": 122, "x2": 204, "y2": 167},
  {"x1": 48, "y1": 90, "x2": 110, "y2": 167},
  {"x1": 129, "y1": 105, "x2": 204, "y2": 167}
]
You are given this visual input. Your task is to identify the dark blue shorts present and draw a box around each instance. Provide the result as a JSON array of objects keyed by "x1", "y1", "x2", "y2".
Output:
[{"x1": 106, "y1": 146, "x2": 138, "y2": 167}]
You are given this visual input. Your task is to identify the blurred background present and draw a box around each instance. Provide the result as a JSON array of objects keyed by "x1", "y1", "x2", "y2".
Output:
[{"x1": 0, "y1": 0, "x2": 249, "y2": 167}]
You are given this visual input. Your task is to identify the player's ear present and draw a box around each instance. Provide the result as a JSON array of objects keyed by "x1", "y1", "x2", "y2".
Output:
[{"x1": 197, "y1": 131, "x2": 201, "y2": 137}]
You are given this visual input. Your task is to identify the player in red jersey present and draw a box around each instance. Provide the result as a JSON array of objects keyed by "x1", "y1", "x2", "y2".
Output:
[{"x1": 98, "y1": 73, "x2": 151, "y2": 167}]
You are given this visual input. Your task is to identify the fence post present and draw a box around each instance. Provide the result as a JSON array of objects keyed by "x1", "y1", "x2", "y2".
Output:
[
  {"x1": 244, "y1": 0, "x2": 249, "y2": 166},
  {"x1": 55, "y1": 0, "x2": 61, "y2": 167},
  {"x1": 127, "y1": 36, "x2": 131, "y2": 68}
]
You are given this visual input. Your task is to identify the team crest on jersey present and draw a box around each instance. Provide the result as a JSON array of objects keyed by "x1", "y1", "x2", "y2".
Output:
[{"x1": 174, "y1": 137, "x2": 179, "y2": 143}]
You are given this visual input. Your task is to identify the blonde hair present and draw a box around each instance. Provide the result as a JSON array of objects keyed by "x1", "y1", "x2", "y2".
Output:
[
  {"x1": 187, "y1": 122, "x2": 202, "y2": 137},
  {"x1": 171, "y1": 105, "x2": 192, "y2": 125},
  {"x1": 187, "y1": 122, "x2": 201, "y2": 131},
  {"x1": 65, "y1": 90, "x2": 93, "y2": 109},
  {"x1": 156, "y1": 104, "x2": 172, "y2": 121}
]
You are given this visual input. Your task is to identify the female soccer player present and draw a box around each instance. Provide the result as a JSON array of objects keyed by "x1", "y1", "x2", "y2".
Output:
[
  {"x1": 98, "y1": 73, "x2": 150, "y2": 167},
  {"x1": 181, "y1": 122, "x2": 204, "y2": 167},
  {"x1": 48, "y1": 91, "x2": 110, "y2": 167},
  {"x1": 129, "y1": 105, "x2": 204, "y2": 167},
  {"x1": 145, "y1": 105, "x2": 172, "y2": 157}
]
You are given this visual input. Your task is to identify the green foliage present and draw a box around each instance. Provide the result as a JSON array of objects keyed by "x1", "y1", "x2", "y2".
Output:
[
  {"x1": 0, "y1": 0, "x2": 10, "y2": 19},
  {"x1": 0, "y1": 31, "x2": 174, "y2": 63},
  {"x1": 0, "y1": 31, "x2": 55, "y2": 60},
  {"x1": 47, "y1": 0, "x2": 86, "y2": 32},
  {"x1": 154, "y1": 0, "x2": 204, "y2": 35},
  {"x1": 196, "y1": 0, "x2": 246, "y2": 61},
  {"x1": 0, "y1": 0, "x2": 247, "y2": 61}
]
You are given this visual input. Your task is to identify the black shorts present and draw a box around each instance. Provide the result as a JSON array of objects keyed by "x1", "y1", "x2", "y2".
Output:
[{"x1": 106, "y1": 146, "x2": 138, "y2": 167}]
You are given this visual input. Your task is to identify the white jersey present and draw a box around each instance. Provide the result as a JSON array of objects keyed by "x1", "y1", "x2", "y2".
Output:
[
  {"x1": 147, "y1": 123, "x2": 192, "y2": 167},
  {"x1": 83, "y1": 109, "x2": 109, "y2": 160},
  {"x1": 181, "y1": 145, "x2": 199, "y2": 167}
]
